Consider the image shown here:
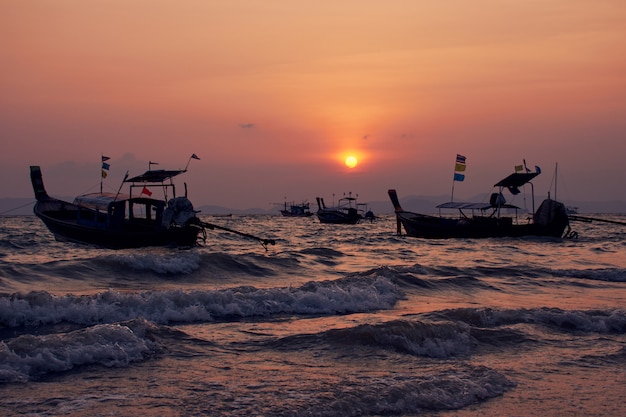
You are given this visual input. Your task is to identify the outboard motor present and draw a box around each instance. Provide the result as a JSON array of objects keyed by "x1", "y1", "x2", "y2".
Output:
[
  {"x1": 489, "y1": 192, "x2": 506, "y2": 207},
  {"x1": 534, "y1": 199, "x2": 569, "y2": 233},
  {"x1": 162, "y1": 197, "x2": 197, "y2": 228}
]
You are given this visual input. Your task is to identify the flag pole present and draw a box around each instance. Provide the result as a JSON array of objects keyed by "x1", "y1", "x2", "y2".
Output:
[
  {"x1": 185, "y1": 154, "x2": 201, "y2": 171},
  {"x1": 114, "y1": 171, "x2": 129, "y2": 201},
  {"x1": 100, "y1": 155, "x2": 103, "y2": 194},
  {"x1": 451, "y1": 177, "x2": 455, "y2": 202}
]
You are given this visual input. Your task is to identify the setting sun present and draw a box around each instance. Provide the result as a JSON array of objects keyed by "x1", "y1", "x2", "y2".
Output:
[{"x1": 345, "y1": 155, "x2": 358, "y2": 169}]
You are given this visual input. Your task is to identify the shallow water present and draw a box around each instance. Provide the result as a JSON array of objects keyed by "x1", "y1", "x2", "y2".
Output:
[{"x1": 1, "y1": 214, "x2": 625, "y2": 416}]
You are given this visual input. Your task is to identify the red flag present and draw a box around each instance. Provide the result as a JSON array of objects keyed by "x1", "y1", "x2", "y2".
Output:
[{"x1": 141, "y1": 186, "x2": 152, "y2": 197}]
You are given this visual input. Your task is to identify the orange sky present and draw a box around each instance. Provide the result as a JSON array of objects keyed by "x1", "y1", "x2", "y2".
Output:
[{"x1": 2, "y1": 1, "x2": 625, "y2": 209}]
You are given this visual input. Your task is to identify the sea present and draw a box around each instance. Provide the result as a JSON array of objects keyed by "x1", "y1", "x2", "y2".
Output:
[{"x1": 0, "y1": 213, "x2": 625, "y2": 417}]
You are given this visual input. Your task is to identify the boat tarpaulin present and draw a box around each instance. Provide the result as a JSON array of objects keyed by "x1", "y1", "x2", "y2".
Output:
[
  {"x1": 125, "y1": 169, "x2": 186, "y2": 183},
  {"x1": 494, "y1": 172, "x2": 539, "y2": 195},
  {"x1": 436, "y1": 201, "x2": 520, "y2": 210},
  {"x1": 74, "y1": 192, "x2": 131, "y2": 210}
]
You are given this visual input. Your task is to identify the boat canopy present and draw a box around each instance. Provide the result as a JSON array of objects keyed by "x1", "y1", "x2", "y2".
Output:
[
  {"x1": 125, "y1": 169, "x2": 186, "y2": 183},
  {"x1": 494, "y1": 172, "x2": 539, "y2": 195},
  {"x1": 74, "y1": 192, "x2": 131, "y2": 210},
  {"x1": 436, "y1": 201, "x2": 520, "y2": 210}
]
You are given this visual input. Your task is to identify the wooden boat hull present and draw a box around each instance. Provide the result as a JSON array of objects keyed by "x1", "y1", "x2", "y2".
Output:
[
  {"x1": 394, "y1": 211, "x2": 566, "y2": 239},
  {"x1": 316, "y1": 209, "x2": 360, "y2": 224},
  {"x1": 315, "y1": 195, "x2": 364, "y2": 224},
  {"x1": 389, "y1": 189, "x2": 569, "y2": 239},
  {"x1": 34, "y1": 198, "x2": 201, "y2": 248},
  {"x1": 30, "y1": 165, "x2": 202, "y2": 249}
]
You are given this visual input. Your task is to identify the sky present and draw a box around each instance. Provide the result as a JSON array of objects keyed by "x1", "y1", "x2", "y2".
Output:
[{"x1": 2, "y1": 1, "x2": 625, "y2": 210}]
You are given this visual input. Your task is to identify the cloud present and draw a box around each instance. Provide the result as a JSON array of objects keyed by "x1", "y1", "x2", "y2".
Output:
[{"x1": 239, "y1": 123, "x2": 256, "y2": 129}]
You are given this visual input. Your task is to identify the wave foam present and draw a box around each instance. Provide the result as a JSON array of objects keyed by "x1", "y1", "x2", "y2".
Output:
[
  {"x1": 0, "y1": 276, "x2": 402, "y2": 327},
  {"x1": 431, "y1": 307, "x2": 626, "y2": 334},
  {"x1": 0, "y1": 319, "x2": 154, "y2": 383}
]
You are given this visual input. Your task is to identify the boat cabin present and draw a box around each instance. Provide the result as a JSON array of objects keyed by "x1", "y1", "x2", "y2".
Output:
[{"x1": 72, "y1": 168, "x2": 188, "y2": 230}]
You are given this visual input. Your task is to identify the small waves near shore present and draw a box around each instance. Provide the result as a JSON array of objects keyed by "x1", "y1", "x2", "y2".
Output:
[{"x1": 1, "y1": 214, "x2": 625, "y2": 416}]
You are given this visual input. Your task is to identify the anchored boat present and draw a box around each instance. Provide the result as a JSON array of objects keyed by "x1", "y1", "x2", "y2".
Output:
[
  {"x1": 315, "y1": 192, "x2": 373, "y2": 224},
  {"x1": 279, "y1": 200, "x2": 313, "y2": 217},
  {"x1": 30, "y1": 163, "x2": 275, "y2": 249},
  {"x1": 389, "y1": 170, "x2": 570, "y2": 239},
  {"x1": 30, "y1": 165, "x2": 205, "y2": 248}
]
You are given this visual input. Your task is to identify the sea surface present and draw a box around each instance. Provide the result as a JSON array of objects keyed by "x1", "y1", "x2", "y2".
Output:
[{"x1": 0, "y1": 213, "x2": 625, "y2": 416}]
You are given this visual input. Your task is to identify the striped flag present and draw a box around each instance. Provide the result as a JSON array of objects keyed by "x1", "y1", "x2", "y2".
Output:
[{"x1": 454, "y1": 154, "x2": 466, "y2": 182}]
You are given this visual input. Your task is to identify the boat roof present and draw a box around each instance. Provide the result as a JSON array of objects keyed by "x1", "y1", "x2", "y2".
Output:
[
  {"x1": 494, "y1": 172, "x2": 539, "y2": 188},
  {"x1": 436, "y1": 201, "x2": 520, "y2": 210},
  {"x1": 74, "y1": 192, "x2": 131, "y2": 210},
  {"x1": 125, "y1": 169, "x2": 186, "y2": 183}
]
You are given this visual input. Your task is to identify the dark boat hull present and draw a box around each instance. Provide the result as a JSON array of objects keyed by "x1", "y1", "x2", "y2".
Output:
[
  {"x1": 316, "y1": 210, "x2": 360, "y2": 224},
  {"x1": 389, "y1": 189, "x2": 569, "y2": 239},
  {"x1": 30, "y1": 165, "x2": 202, "y2": 249},
  {"x1": 394, "y1": 210, "x2": 567, "y2": 239},
  {"x1": 34, "y1": 198, "x2": 201, "y2": 249}
]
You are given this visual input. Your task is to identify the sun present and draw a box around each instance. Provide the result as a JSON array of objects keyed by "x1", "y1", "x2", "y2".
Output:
[{"x1": 345, "y1": 155, "x2": 358, "y2": 168}]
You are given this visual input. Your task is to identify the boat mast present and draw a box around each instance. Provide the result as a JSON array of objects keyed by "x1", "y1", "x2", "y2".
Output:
[{"x1": 554, "y1": 163, "x2": 558, "y2": 201}]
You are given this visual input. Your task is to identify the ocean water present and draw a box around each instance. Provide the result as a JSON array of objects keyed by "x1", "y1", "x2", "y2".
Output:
[{"x1": 0, "y1": 213, "x2": 625, "y2": 416}]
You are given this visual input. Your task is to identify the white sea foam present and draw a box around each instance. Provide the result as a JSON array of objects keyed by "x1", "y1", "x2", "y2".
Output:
[
  {"x1": 0, "y1": 276, "x2": 402, "y2": 327},
  {"x1": 434, "y1": 307, "x2": 626, "y2": 334},
  {"x1": 0, "y1": 319, "x2": 153, "y2": 383},
  {"x1": 322, "y1": 320, "x2": 472, "y2": 358},
  {"x1": 106, "y1": 251, "x2": 202, "y2": 274}
]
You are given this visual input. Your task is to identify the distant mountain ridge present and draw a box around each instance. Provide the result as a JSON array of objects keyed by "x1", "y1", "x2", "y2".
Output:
[{"x1": 2, "y1": 196, "x2": 625, "y2": 216}]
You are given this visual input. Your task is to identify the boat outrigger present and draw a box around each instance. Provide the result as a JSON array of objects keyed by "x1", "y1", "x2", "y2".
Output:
[
  {"x1": 30, "y1": 163, "x2": 275, "y2": 249},
  {"x1": 389, "y1": 170, "x2": 571, "y2": 239}
]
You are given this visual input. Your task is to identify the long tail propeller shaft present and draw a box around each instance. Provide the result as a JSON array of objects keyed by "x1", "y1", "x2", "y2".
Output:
[{"x1": 199, "y1": 221, "x2": 276, "y2": 250}]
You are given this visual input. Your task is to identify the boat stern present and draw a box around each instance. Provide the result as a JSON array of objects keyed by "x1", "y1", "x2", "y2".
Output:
[{"x1": 30, "y1": 166, "x2": 50, "y2": 201}]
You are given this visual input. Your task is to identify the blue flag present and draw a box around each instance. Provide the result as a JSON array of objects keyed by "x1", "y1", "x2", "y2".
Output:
[{"x1": 453, "y1": 173, "x2": 465, "y2": 182}]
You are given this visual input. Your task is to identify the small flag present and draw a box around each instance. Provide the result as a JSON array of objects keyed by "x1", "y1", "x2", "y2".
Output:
[
  {"x1": 102, "y1": 156, "x2": 110, "y2": 162},
  {"x1": 101, "y1": 170, "x2": 108, "y2": 179},
  {"x1": 191, "y1": 154, "x2": 201, "y2": 160},
  {"x1": 454, "y1": 154, "x2": 466, "y2": 180},
  {"x1": 515, "y1": 165, "x2": 524, "y2": 172},
  {"x1": 141, "y1": 186, "x2": 152, "y2": 197},
  {"x1": 102, "y1": 162, "x2": 110, "y2": 171}
]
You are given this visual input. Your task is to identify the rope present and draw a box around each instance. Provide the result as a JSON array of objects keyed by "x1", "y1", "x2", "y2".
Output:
[{"x1": 0, "y1": 200, "x2": 35, "y2": 215}]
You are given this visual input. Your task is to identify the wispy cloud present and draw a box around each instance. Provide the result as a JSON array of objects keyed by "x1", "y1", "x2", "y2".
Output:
[{"x1": 239, "y1": 123, "x2": 256, "y2": 129}]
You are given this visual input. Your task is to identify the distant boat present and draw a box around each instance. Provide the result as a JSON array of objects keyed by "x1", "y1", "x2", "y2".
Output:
[
  {"x1": 566, "y1": 206, "x2": 579, "y2": 215},
  {"x1": 389, "y1": 170, "x2": 570, "y2": 239},
  {"x1": 279, "y1": 200, "x2": 313, "y2": 217},
  {"x1": 315, "y1": 192, "x2": 373, "y2": 224}
]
